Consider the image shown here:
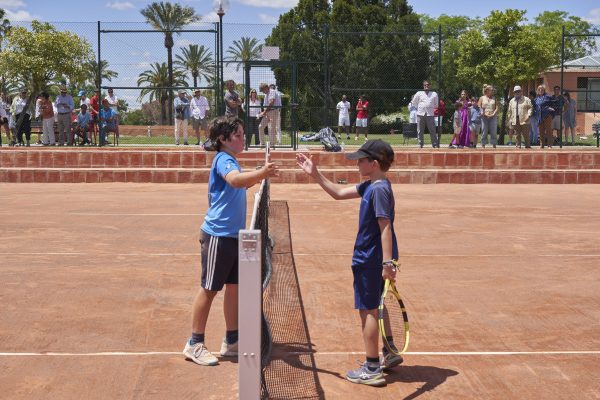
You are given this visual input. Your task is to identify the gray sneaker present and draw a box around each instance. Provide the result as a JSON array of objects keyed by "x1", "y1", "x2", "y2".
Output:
[
  {"x1": 346, "y1": 362, "x2": 385, "y2": 386},
  {"x1": 183, "y1": 341, "x2": 218, "y2": 366},
  {"x1": 220, "y1": 339, "x2": 238, "y2": 357},
  {"x1": 381, "y1": 349, "x2": 403, "y2": 370}
]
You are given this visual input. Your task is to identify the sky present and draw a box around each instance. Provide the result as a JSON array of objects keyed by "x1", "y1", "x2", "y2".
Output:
[{"x1": 2, "y1": 0, "x2": 600, "y2": 25}]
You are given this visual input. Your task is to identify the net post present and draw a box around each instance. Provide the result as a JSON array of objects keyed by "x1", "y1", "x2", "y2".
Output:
[{"x1": 238, "y1": 229, "x2": 262, "y2": 400}]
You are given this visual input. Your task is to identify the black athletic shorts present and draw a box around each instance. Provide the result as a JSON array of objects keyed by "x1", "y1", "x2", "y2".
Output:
[{"x1": 200, "y1": 231, "x2": 239, "y2": 291}]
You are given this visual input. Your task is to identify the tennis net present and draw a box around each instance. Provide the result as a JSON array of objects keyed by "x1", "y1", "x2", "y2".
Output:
[{"x1": 248, "y1": 178, "x2": 273, "y2": 398}]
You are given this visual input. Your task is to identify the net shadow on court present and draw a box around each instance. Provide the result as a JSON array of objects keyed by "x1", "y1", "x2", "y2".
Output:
[{"x1": 261, "y1": 200, "x2": 325, "y2": 400}]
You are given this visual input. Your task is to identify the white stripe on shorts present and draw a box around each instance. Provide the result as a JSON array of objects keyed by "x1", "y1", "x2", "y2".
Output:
[{"x1": 206, "y1": 236, "x2": 219, "y2": 289}]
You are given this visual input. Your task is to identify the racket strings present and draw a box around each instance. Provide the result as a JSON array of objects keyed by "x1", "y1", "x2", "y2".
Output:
[{"x1": 381, "y1": 289, "x2": 407, "y2": 354}]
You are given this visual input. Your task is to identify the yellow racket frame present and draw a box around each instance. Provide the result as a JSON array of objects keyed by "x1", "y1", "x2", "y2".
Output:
[{"x1": 378, "y1": 271, "x2": 410, "y2": 355}]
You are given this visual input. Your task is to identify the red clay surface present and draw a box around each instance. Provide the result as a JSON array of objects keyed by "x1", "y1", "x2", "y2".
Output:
[{"x1": 1, "y1": 183, "x2": 599, "y2": 399}]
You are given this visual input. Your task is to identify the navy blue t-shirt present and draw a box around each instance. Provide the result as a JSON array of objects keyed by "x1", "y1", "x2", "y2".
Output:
[{"x1": 352, "y1": 179, "x2": 398, "y2": 268}]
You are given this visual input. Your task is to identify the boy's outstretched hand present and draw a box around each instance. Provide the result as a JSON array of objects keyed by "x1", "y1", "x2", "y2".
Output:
[
  {"x1": 296, "y1": 153, "x2": 318, "y2": 177},
  {"x1": 261, "y1": 161, "x2": 279, "y2": 179}
]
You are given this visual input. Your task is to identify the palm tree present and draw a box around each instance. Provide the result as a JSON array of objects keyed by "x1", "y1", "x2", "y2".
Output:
[
  {"x1": 226, "y1": 37, "x2": 263, "y2": 71},
  {"x1": 140, "y1": 1, "x2": 200, "y2": 124},
  {"x1": 85, "y1": 59, "x2": 119, "y2": 88},
  {"x1": 175, "y1": 44, "x2": 214, "y2": 88},
  {"x1": 137, "y1": 62, "x2": 188, "y2": 125}
]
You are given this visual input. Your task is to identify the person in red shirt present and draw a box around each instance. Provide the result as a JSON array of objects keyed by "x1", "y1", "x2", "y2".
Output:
[
  {"x1": 89, "y1": 88, "x2": 100, "y2": 145},
  {"x1": 355, "y1": 94, "x2": 369, "y2": 141}
]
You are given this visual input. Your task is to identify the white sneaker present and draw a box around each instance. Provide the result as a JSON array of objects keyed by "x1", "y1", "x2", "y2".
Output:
[
  {"x1": 183, "y1": 341, "x2": 218, "y2": 366},
  {"x1": 220, "y1": 339, "x2": 238, "y2": 357}
]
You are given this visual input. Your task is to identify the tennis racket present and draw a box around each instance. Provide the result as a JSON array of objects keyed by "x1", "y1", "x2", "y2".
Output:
[{"x1": 378, "y1": 261, "x2": 410, "y2": 356}]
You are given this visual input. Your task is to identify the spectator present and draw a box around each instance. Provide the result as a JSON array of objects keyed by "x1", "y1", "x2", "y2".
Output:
[
  {"x1": 506, "y1": 86, "x2": 532, "y2": 148},
  {"x1": 77, "y1": 90, "x2": 91, "y2": 112},
  {"x1": 528, "y1": 90, "x2": 539, "y2": 145},
  {"x1": 478, "y1": 84, "x2": 498, "y2": 149},
  {"x1": 450, "y1": 101, "x2": 463, "y2": 149},
  {"x1": 89, "y1": 89, "x2": 100, "y2": 145},
  {"x1": 434, "y1": 98, "x2": 445, "y2": 136},
  {"x1": 191, "y1": 89, "x2": 210, "y2": 146},
  {"x1": 469, "y1": 97, "x2": 482, "y2": 148},
  {"x1": 39, "y1": 92, "x2": 55, "y2": 146},
  {"x1": 224, "y1": 80, "x2": 242, "y2": 117},
  {"x1": 54, "y1": 85, "x2": 74, "y2": 146},
  {"x1": 408, "y1": 98, "x2": 417, "y2": 124},
  {"x1": 104, "y1": 88, "x2": 120, "y2": 138},
  {"x1": 174, "y1": 89, "x2": 191, "y2": 145},
  {"x1": 258, "y1": 83, "x2": 281, "y2": 145},
  {"x1": 269, "y1": 84, "x2": 283, "y2": 143},
  {"x1": 337, "y1": 94, "x2": 351, "y2": 140},
  {"x1": 11, "y1": 88, "x2": 32, "y2": 147},
  {"x1": 34, "y1": 94, "x2": 43, "y2": 144},
  {"x1": 457, "y1": 90, "x2": 471, "y2": 148},
  {"x1": 99, "y1": 98, "x2": 117, "y2": 146},
  {"x1": 563, "y1": 91, "x2": 577, "y2": 145},
  {"x1": 245, "y1": 89, "x2": 261, "y2": 146},
  {"x1": 551, "y1": 85, "x2": 566, "y2": 144},
  {"x1": 412, "y1": 80, "x2": 439, "y2": 148},
  {"x1": 0, "y1": 93, "x2": 10, "y2": 146},
  {"x1": 534, "y1": 85, "x2": 555, "y2": 149},
  {"x1": 354, "y1": 94, "x2": 369, "y2": 141},
  {"x1": 74, "y1": 104, "x2": 91, "y2": 145}
]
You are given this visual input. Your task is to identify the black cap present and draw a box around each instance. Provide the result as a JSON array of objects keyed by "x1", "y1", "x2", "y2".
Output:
[{"x1": 346, "y1": 139, "x2": 394, "y2": 164}]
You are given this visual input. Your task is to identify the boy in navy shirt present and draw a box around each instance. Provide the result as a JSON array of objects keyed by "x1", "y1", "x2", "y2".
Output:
[
  {"x1": 183, "y1": 116, "x2": 278, "y2": 366},
  {"x1": 296, "y1": 139, "x2": 400, "y2": 386}
]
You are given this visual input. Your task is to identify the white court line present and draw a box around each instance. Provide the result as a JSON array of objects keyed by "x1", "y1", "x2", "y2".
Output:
[
  {"x1": 4, "y1": 253, "x2": 198, "y2": 256},
  {"x1": 1, "y1": 351, "x2": 599, "y2": 357},
  {"x1": 294, "y1": 254, "x2": 600, "y2": 257}
]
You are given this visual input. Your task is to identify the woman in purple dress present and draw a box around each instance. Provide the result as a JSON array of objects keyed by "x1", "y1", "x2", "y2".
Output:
[
  {"x1": 457, "y1": 90, "x2": 471, "y2": 147},
  {"x1": 452, "y1": 90, "x2": 471, "y2": 148}
]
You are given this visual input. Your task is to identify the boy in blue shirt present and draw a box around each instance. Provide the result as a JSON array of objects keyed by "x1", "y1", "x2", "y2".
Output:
[
  {"x1": 297, "y1": 139, "x2": 400, "y2": 386},
  {"x1": 183, "y1": 116, "x2": 278, "y2": 366},
  {"x1": 74, "y1": 104, "x2": 91, "y2": 145}
]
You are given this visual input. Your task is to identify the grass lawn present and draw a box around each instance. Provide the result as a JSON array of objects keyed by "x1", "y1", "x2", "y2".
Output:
[{"x1": 2, "y1": 132, "x2": 598, "y2": 148}]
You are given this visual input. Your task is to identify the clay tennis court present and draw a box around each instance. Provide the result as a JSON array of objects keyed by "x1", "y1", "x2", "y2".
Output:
[{"x1": 1, "y1": 183, "x2": 599, "y2": 399}]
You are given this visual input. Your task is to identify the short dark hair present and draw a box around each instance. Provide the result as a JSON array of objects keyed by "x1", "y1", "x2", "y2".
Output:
[
  {"x1": 553, "y1": 85, "x2": 560, "y2": 90},
  {"x1": 41, "y1": 92, "x2": 49, "y2": 99},
  {"x1": 209, "y1": 116, "x2": 244, "y2": 152}
]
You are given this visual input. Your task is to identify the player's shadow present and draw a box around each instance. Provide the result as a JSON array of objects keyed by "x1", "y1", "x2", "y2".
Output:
[{"x1": 385, "y1": 364, "x2": 459, "y2": 400}]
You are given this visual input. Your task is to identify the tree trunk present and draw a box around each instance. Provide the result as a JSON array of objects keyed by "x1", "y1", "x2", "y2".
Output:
[
  {"x1": 160, "y1": 97, "x2": 167, "y2": 125},
  {"x1": 193, "y1": 73, "x2": 198, "y2": 88},
  {"x1": 167, "y1": 45, "x2": 174, "y2": 125},
  {"x1": 499, "y1": 85, "x2": 509, "y2": 145}
]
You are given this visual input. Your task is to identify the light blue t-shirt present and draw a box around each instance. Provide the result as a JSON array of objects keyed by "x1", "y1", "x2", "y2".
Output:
[{"x1": 201, "y1": 152, "x2": 246, "y2": 238}]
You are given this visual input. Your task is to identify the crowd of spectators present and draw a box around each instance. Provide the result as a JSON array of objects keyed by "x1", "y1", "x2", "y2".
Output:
[{"x1": 0, "y1": 86, "x2": 121, "y2": 147}]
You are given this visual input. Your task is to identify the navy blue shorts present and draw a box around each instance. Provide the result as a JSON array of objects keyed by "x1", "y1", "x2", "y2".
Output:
[
  {"x1": 352, "y1": 265, "x2": 383, "y2": 310},
  {"x1": 200, "y1": 231, "x2": 238, "y2": 291}
]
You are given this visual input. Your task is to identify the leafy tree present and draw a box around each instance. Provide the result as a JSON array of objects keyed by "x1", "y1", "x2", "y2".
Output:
[
  {"x1": 455, "y1": 9, "x2": 554, "y2": 142},
  {"x1": 226, "y1": 37, "x2": 263, "y2": 71},
  {"x1": 421, "y1": 14, "x2": 482, "y2": 100},
  {"x1": 140, "y1": 1, "x2": 200, "y2": 124},
  {"x1": 267, "y1": 0, "x2": 429, "y2": 129},
  {"x1": 533, "y1": 11, "x2": 599, "y2": 63},
  {"x1": 175, "y1": 44, "x2": 214, "y2": 87},
  {"x1": 137, "y1": 62, "x2": 188, "y2": 125},
  {"x1": 0, "y1": 20, "x2": 93, "y2": 130},
  {"x1": 84, "y1": 59, "x2": 119, "y2": 88}
]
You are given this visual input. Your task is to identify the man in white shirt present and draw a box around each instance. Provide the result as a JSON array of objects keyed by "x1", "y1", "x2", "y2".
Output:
[
  {"x1": 412, "y1": 80, "x2": 440, "y2": 148},
  {"x1": 104, "y1": 88, "x2": 119, "y2": 141},
  {"x1": 336, "y1": 94, "x2": 351, "y2": 139},
  {"x1": 190, "y1": 89, "x2": 210, "y2": 145},
  {"x1": 269, "y1": 84, "x2": 282, "y2": 143},
  {"x1": 258, "y1": 83, "x2": 281, "y2": 145}
]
